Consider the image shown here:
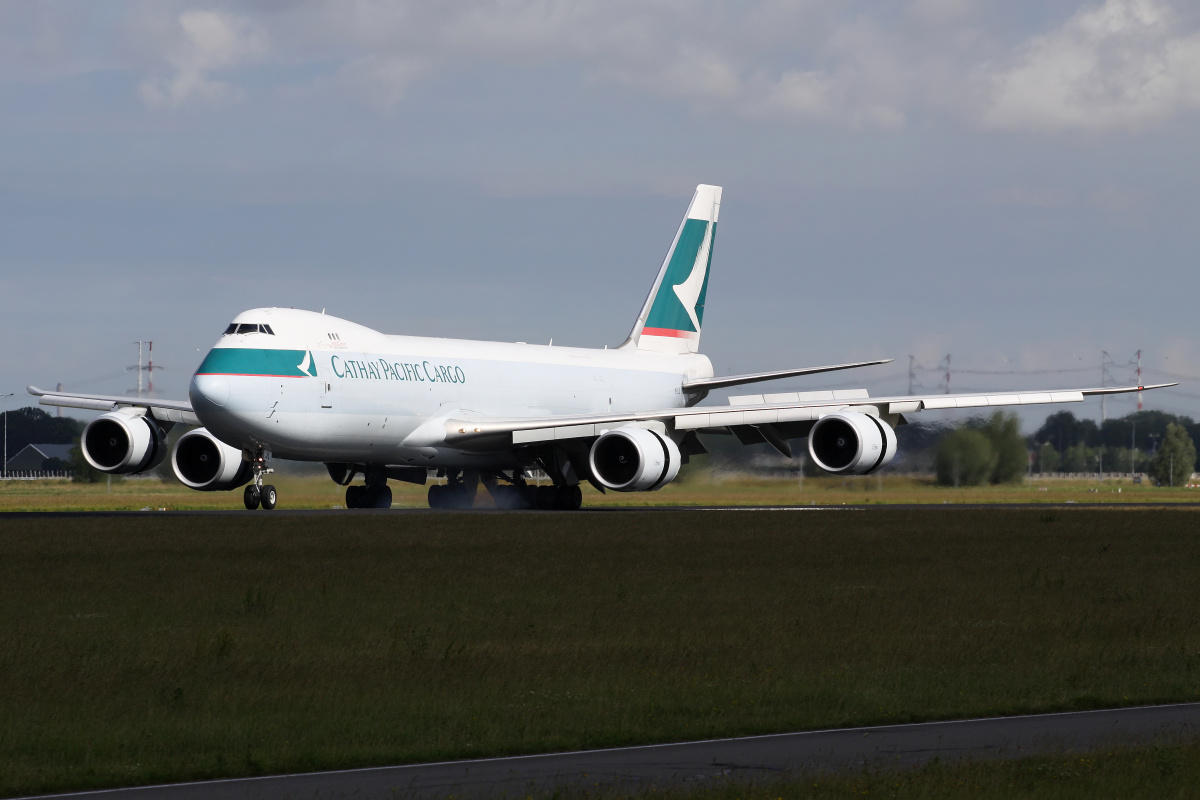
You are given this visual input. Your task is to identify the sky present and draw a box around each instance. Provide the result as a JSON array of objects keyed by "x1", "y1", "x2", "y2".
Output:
[{"x1": 2, "y1": 0, "x2": 1199, "y2": 427}]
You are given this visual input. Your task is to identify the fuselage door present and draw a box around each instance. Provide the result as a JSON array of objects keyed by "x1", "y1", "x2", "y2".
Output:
[{"x1": 321, "y1": 378, "x2": 333, "y2": 409}]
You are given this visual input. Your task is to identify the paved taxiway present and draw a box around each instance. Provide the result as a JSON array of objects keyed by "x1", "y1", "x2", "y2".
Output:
[{"x1": 27, "y1": 703, "x2": 1200, "y2": 799}]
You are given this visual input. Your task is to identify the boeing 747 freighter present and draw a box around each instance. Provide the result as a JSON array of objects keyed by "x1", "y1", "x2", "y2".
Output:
[{"x1": 29, "y1": 185, "x2": 1168, "y2": 510}]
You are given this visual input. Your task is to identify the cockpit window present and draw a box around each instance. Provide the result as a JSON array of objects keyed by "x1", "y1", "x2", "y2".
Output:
[{"x1": 224, "y1": 322, "x2": 275, "y2": 335}]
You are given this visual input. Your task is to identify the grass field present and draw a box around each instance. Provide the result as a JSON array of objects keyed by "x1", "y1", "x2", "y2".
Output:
[
  {"x1": 0, "y1": 470, "x2": 1194, "y2": 511},
  {"x1": 2, "y1": 508, "x2": 1199, "y2": 795}
]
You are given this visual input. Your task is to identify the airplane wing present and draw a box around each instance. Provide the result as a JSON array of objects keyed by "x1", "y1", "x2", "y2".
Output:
[
  {"x1": 682, "y1": 359, "x2": 891, "y2": 394},
  {"x1": 27, "y1": 386, "x2": 200, "y2": 426},
  {"x1": 431, "y1": 383, "x2": 1176, "y2": 453}
]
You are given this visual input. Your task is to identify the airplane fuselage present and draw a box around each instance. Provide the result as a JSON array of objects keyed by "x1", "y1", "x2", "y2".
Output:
[{"x1": 189, "y1": 308, "x2": 714, "y2": 468}]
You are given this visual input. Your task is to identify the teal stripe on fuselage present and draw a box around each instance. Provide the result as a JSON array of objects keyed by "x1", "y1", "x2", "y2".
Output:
[
  {"x1": 196, "y1": 348, "x2": 315, "y2": 378},
  {"x1": 644, "y1": 218, "x2": 715, "y2": 333}
]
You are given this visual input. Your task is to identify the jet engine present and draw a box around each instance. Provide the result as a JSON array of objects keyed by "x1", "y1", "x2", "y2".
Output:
[
  {"x1": 171, "y1": 428, "x2": 252, "y2": 491},
  {"x1": 807, "y1": 412, "x2": 897, "y2": 475},
  {"x1": 588, "y1": 426, "x2": 681, "y2": 492},
  {"x1": 80, "y1": 412, "x2": 168, "y2": 474}
]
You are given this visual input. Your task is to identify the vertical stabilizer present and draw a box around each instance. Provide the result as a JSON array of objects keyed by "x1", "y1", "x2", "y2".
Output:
[{"x1": 623, "y1": 184, "x2": 721, "y2": 354}]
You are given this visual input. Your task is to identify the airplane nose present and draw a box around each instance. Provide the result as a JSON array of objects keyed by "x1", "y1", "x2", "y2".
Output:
[{"x1": 191, "y1": 374, "x2": 229, "y2": 408}]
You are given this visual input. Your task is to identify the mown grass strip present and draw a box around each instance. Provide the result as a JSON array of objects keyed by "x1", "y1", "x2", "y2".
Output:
[
  {"x1": 1, "y1": 509, "x2": 1198, "y2": 795},
  {"x1": 1, "y1": 472, "x2": 1195, "y2": 511}
]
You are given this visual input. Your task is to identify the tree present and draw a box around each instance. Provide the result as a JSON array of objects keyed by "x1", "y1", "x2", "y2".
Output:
[
  {"x1": 1, "y1": 407, "x2": 85, "y2": 456},
  {"x1": 1060, "y1": 443, "x2": 1094, "y2": 474},
  {"x1": 69, "y1": 444, "x2": 105, "y2": 484},
  {"x1": 1036, "y1": 442, "x2": 1060, "y2": 473},
  {"x1": 1034, "y1": 411, "x2": 1099, "y2": 452},
  {"x1": 935, "y1": 429, "x2": 995, "y2": 486},
  {"x1": 981, "y1": 412, "x2": 1027, "y2": 483},
  {"x1": 1149, "y1": 422, "x2": 1197, "y2": 487}
]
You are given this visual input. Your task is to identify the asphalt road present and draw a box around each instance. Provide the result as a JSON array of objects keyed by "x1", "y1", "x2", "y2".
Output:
[{"x1": 26, "y1": 704, "x2": 1200, "y2": 800}]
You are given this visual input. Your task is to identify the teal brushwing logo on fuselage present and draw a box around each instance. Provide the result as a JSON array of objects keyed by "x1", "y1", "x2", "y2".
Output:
[{"x1": 196, "y1": 349, "x2": 318, "y2": 378}]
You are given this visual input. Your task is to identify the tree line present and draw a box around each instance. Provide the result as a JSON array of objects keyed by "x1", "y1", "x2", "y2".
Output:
[{"x1": 931, "y1": 409, "x2": 1197, "y2": 487}]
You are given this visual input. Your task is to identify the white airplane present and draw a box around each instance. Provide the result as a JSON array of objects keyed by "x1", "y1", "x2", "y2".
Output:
[{"x1": 29, "y1": 185, "x2": 1168, "y2": 510}]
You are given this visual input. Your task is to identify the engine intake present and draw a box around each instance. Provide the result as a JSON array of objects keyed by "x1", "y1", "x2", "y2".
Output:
[
  {"x1": 588, "y1": 426, "x2": 681, "y2": 492},
  {"x1": 81, "y1": 412, "x2": 167, "y2": 474},
  {"x1": 171, "y1": 428, "x2": 252, "y2": 491},
  {"x1": 808, "y1": 412, "x2": 897, "y2": 475}
]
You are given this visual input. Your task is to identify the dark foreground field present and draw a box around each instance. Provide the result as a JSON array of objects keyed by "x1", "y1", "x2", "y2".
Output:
[{"x1": 2, "y1": 509, "x2": 1199, "y2": 796}]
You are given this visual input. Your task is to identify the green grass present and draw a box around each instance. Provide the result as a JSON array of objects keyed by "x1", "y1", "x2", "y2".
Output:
[
  {"x1": 2, "y1": 509, "x2": 1200, "y2": 795},
  {"x1": 572, "y1": 741, "x2": 1200, "y2": 799},
  {"x1": 0, "y1": 471, "x2": 1194, "y2": 511}
]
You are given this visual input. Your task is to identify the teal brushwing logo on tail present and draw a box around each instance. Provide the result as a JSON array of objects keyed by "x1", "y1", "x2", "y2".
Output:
[
  {"x1": 643, "y1": 218, "x2": 715, "y2": 337},
  {"x1": 625, "y1": 183, "x2": 722, "y2": 354}
]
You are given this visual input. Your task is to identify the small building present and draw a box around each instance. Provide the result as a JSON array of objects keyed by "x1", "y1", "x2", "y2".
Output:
[{"x1": 5, "y1": 443, "x2": 75, "y2": 472}]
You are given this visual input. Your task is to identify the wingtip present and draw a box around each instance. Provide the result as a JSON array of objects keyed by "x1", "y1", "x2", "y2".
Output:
[{"x1": 27, "y1": 385, "x2": 44, "y2": 396}]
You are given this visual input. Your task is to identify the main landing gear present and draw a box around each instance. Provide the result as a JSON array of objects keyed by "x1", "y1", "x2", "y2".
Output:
[
  {"x1": 345, "y1": 464, "x2": 393, "y2": 509},
  {"x1": 243, "y1": 450, "x2": 277, "y2": 510},
  {"x1": 427, "y1": 470, "x2": 478, "y2": 509},
  {"x1": 466, "y1": 471, "x2": 582, "y2": 510}
]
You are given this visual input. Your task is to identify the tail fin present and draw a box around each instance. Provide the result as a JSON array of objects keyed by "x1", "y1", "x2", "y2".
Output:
[{"x1": 623, "y1": 184, "x2": 721, "y2": 354}]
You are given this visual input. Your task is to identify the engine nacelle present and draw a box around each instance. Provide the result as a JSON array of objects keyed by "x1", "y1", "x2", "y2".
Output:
[
  {"x1": 588, "y1": 426, "x2": 682, "y2": 492},
  {"x1": 171, "y1": 428, "x2": 252, "y2": 491},
  {"x1": 81, "y1": 412, "x2": 167, "y2": 474},
  {"x1": 808, "y1": 412, "x2": 897, "y2": 475}
]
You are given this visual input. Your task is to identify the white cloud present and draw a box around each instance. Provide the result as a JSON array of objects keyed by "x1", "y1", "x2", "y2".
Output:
[
  {"x1": 139, "y1": 9, "x2": 268, "y2": 108},
  {"x1": 980, "y1": 0, "x2": 1200, "y2": 131},
  {"x1": 7, "y1": 1, "x2": 1200, "y2": 133}
]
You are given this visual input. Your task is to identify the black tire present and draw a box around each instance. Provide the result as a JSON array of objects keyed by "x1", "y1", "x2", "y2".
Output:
[
  {"x1": 345, "y1": 485, "x2": 363, "y2": 509},
  {"x1": 369, "y1": 485, "x2": 393, "y2": 509},
  {"x1": 428, "y1": 484, "x2": 443, "y2": 509},
  {"x1": 261, "y1": 484, "x2": 277, "y2": 510},
  {"x1": 536, "y1": 485, "x2": 557, "y2": 510},
  {"x1": 244, "y1": 485, "x2": 260, "y2": 511},
  {"x1": 521, "y1": 485, "x2": 539, "y2": 509},
  {"x1": 559, "y1": 485, "x2": 583, "y2": 510}
]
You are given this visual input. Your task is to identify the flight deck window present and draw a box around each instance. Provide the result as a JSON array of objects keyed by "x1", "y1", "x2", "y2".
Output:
[
  {"x1": 262, "y1": 325, "x2": 275, "y2": 335},
  {"x1": 235, "y1": 323, "x2": 260, "y2": 334},
  {"x1": 223, "y1": 324, "x2": 238, "y2": 335}
]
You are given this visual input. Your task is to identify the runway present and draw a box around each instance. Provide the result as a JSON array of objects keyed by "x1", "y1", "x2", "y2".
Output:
[
  {"x1": 9, "y1": 502, "x2": 1200, "y2": 519},
  {"x1": 27, "y1": 703, "x2": 1200, "y2": 799}
]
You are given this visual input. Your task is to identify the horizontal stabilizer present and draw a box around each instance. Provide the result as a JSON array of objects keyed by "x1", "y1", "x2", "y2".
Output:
[{"x1": 683, "y1": 359, "x2": 892, "y2": 393}]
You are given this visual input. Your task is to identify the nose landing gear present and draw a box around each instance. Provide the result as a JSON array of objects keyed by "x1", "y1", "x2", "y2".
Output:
[{"x1": 243, "y1": 449, "x2": 277, "y2": 510}]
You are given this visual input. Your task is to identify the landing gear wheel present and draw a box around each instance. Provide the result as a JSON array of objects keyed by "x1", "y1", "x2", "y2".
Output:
[
  {"x1": 261, "y1": 484, "x2": 277, "y2": 510},
  {"x1": 536, "y1": 485, "x2": 557, "y2": 510},
  {"x1": 346, "y1": 485, "x2": 365, "y2": 509},
  {"x1": 244, "y1": 485, "x2": 260, "y2": 510},
  {"x1": 559, "y1": 485, "x2": 583, "y2": 510},
  {"x1": 429, "y1": 483, "x2": 476, "y2": 509},
  {"x1": 367, "y1": 485, "x2": 392, "y2": 508}
]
